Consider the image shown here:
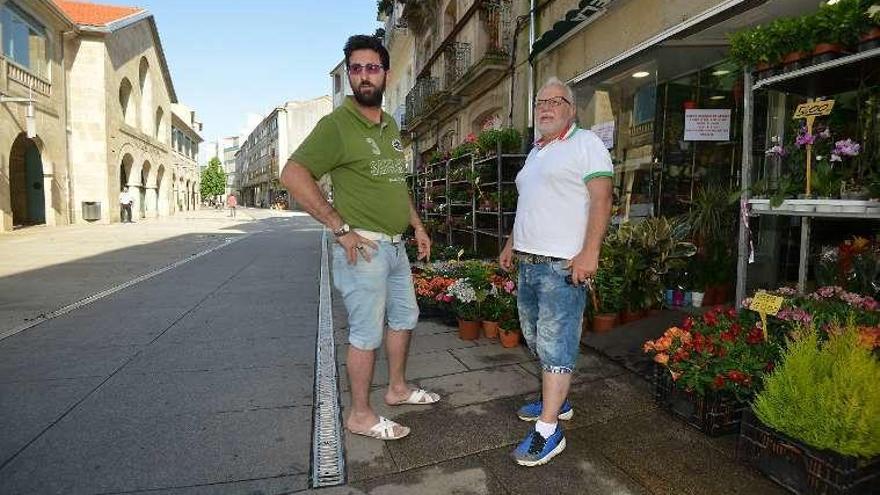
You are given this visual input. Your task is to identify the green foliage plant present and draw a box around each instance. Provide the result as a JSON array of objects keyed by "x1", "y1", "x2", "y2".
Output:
[
  {"x1": 753, "y1": 324, "x2": 880, "y2": 457},
  {"x1": 200, "y1": 157, "x2": 226, "y2": 199}
]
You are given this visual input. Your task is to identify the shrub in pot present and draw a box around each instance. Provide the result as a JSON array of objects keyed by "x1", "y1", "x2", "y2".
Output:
[{"x1": 498, "y1": 315, "x2": 521, "y2": 348}]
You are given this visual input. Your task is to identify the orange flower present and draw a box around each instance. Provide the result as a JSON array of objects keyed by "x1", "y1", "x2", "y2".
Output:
[{"x1": 654, "y1": 353, "x2": 669, "y2": 364}]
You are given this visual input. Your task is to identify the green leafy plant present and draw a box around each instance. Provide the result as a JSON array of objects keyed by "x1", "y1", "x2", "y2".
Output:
[
  {"x1": 814, "y1": 0, "x2": 863, "y2": 47},
  {"x1": 753, "y1": 324, "x2": 880, "y2": 457},
  {"x1": 476, "y1": 128, "x2": 522, "y2": 156},
  {"x1": 812, "y1": 161, "x2": 843, "y2": 197}
]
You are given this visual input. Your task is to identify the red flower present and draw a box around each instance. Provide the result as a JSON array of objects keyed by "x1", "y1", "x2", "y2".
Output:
[
  {"x1": 764, "y1": 362, "x2": 775, "y2": 372},
  {"x1": 711, "y1": 375, "x2": 726, "y2": 390},
  {"x1": 671, "y1": 349, "x2": 691, "y2": 363},
  {"x1": 746, "y1": 327, "x2": 764, "y2": 345},
  {"x1": 703, "y1": 312, "x2": 719, "y2": 327},
  {"x1": 682, "y1": 316, "x2": 695, "y2": 331},
  {"x1": 726, "y1": 307, "x2": 738, "y2": 319},
  {"x1": 729, "y1": 323, "x2": 742, "y2": 336},
  {"x1": 720, "y1": 331, "x2": 736, "y2": 343}
]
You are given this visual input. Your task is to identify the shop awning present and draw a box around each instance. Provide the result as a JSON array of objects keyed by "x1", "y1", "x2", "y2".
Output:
[{"x1": 529, "y1": 0, "x2": 615, "y2": 61}]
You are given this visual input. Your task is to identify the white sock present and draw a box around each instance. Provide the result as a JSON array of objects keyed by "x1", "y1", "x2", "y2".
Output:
[{"x1": 535, "y1": 420, "x2": 557, "y2": 439}]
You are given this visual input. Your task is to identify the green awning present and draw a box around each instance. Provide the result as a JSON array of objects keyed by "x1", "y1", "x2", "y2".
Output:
[{"x1": 530, "y1": 0, "x2": 614, "y2": 60}]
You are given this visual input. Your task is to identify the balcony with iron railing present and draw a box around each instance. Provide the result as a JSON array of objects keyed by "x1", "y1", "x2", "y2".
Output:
[{"x1": 402, "y1": 0, "x2": 513, "y2": 130}]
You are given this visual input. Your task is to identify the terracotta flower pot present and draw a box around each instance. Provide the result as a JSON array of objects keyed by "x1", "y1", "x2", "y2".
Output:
[
  {"x1": 458, "y1": 319, "x2": 480, "y2": 340},
  {"x1": 592, "y1": 313, "x2": 617, "y2": 333},
  {"x1": 621, "y1": 309, "x2": 642, "y2": 324},
  {"x1": 754, "y1": 62, "x2": 777, "y2": 79},
  {"x1": 812, "y1": 42, "x2": 846, "y2": 63},
  {"x1": 859, "y1": 27, "x2": 880, "y2": 51},
  {"x1": 482, "y1": 320, "x2": 500, "y2": 339},
  {"x1": 499, "y1": 329, "x2": 520, "y2": 348},
  {"x1": 781, "y1": 50, "x2": 810, "y2": 72}
]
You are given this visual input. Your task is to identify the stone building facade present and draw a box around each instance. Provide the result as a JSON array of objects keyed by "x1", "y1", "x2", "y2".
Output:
[
  {"x1": 0, "y1": 0, "x2": 74, "y2": 232},
  {"x1": 237, "y1": 96, "x2": 332, "y2": 208}
]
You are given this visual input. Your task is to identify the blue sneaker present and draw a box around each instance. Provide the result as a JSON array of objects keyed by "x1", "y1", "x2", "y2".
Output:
[
  {"x1": 513, "y1": 426, "x2": 566, "y2": 466},
  {"x1": 517, "y1": 399, "x2": 574, "y2": 421}
]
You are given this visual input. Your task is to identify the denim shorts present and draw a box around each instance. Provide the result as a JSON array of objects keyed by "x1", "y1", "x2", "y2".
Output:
[
  {"x1": 517, "y1": 260, "x2": 586, "y2": 374},
  {"x1": 331, "y1": 241, "x2": 419, "y2": 350}
]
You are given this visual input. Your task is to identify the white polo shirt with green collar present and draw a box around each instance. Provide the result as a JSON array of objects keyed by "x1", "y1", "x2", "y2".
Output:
[
  {"x1": 291, "y1": 96, "x2": 410, "y2": 235},
  {"x1": 513, "y1": 126, "x2": 614, "y2": 259}
]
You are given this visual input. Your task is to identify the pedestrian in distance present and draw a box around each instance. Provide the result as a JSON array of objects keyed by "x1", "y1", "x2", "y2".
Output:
[
  {"x1": 280, "y1": 34, "x2": 439, "y2": 441},
  {"x1": 119, "y1": 186, "x2": 134, "y2": 223},
  {"x1": 226, "y1": 194, "x2": 238, "y2": 218},
  {"x1": 499, "y1": 76, "x2": 614, "y2": 466}
]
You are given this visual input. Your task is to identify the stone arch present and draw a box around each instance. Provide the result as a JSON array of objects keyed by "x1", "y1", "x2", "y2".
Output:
[
  {"x1": 139, "y1": 57, "x2": 154, "y2": 135},
  {"x1": 156, "y1": 164, "x2": 169, "y2": 216},
  {"x1": 119, "y1": 77, "x2": 136, "y2": 127},
  {"x1": 119, "y1": 153, "x2": 134, "y2": 194},
  {"x1": 443, "y1": 0, "x2": 457, "y2": 38},
  {"x1": 8, "y1": 133, "x2": 46, "y2": 227},
  {"x1": 471, "y1": 106, "x2": 503, "y2": 134}
]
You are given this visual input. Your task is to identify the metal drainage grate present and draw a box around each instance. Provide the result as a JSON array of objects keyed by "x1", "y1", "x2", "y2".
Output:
[{"x1": 310, "y1": 230, "x2": 346, "y2": 488}]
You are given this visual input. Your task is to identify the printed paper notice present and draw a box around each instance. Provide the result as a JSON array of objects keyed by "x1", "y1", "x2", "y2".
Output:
[
  {"x1": 591, "y1": 120, "x2": 615, "y2": 149},
  {"x1": 684, "y1": 109, "x2": 731, "y2": 141}
]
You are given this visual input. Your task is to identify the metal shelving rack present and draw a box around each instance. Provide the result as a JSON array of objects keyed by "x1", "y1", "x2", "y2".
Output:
[
  {"x1": 735, "y1": 48, "x2": 880, "y2": 307},
  {"x1": 412, "y1": 144, "x2": 526, "y2": 256}
]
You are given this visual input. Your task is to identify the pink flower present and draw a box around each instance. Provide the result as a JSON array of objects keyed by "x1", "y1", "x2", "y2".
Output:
[
  {"x1": 833, "y1": 139, "x2": 860, "y2": 158},
  {"x1": 765, "y1": 145, "x2": 786, "y2": 157},
  {"x1": 795, "y1": 131, "x2": 815, "y2": 147}
]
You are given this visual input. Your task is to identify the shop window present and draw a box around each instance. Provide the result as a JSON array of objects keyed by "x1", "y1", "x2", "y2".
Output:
[{"x1": 1, "y1": 3, "x2": 48, "y2": 78}]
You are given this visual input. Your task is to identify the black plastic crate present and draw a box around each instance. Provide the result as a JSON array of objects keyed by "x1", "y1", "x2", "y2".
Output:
[
  {"x1": 653, "y1": 363, "x2": 746, "y2": 436},
  {"x1": 737, "y1": 410, "x2": 880, "y2": 495}
]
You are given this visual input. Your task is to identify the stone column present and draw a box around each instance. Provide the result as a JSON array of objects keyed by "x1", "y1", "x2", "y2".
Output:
[
  {"x1": 127, "y1": 183, "x2": 142, "y2": 222},
  {"x1": 145, "y1": 186, "x2": 158, "y2": 218},
  {"x1": 42, "y1": 174, "x2": 56, "y2": 226}
]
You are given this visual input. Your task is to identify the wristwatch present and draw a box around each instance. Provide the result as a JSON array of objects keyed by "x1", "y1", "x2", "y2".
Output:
[{"x1": 332, "y1": 223, "x2": 351, "y2": 237}]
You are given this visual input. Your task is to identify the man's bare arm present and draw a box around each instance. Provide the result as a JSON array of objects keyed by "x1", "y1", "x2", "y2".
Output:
[
  {"x1": 280, "y1": 161, "x2": 344, "y2": 231},
  {"x1": 582, "y1": 177, "x2": 613, "y2": 257}
]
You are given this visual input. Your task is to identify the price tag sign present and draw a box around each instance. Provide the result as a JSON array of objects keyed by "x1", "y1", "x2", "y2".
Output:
[
  {"x1": 749, "y1": 291, "x2": 784, "y2": 341},
  {"x1": 793, "y1": 100, "x2": 835, "y2": 119}
]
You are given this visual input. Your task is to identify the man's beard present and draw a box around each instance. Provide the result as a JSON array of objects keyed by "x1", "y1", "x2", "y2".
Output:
[{"x1": 352, "y1": 80, "x2": 385, "y2": 107}]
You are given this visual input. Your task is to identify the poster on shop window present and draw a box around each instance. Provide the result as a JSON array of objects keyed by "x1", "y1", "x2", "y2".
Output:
[{"x1": 684, "y1": 109, "x2": 731, "y2": 141}]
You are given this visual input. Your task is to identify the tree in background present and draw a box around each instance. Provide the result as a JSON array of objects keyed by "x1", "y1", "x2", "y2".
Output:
[{"x1": 200, "y1": 157, "x2": 226, "y2": 203}]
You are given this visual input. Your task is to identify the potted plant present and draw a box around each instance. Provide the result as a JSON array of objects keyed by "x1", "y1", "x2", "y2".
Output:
[
  {"x1": 446, "y1": 277, "x2": 482, "y2": 340},
  {"x1": 859, "y1": 2, "x2": 880, "y2": 50},
  {"x1": 739, "y1": 324, "x2": 880, "y2": 494},
  {"x1": 592, "y1": 264, "x2": 624, "y2": 332},
  {"x1": 643, "y1": 307, "x2": 780, "y2": 436},
  {"x1": 482, "y1": 274, "x2": 516, "y2": 339},
  {"x1": 498, "y1": 315, "x2": 521, "y2": 348},
  {"x1": 812, "y1": 0, "x2": 861, "y2": 62},
  {"x1": 774, "y1": 16, "x2": 814, "y2": 72}
]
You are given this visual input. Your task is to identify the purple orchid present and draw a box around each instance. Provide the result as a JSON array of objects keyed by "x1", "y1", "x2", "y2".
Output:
[{"x1": 833, "y1": 138, "x2": 860, "y2": 158}]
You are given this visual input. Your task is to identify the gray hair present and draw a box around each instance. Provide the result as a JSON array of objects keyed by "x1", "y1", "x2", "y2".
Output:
[{"x1": 538, "y1": 76, "x2": 576, "y2": 106}]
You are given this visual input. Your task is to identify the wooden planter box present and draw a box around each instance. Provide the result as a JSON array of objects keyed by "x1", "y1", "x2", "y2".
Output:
[
  {"x1": 653, "y1": 364, "x2": 747, "y2": 436},
  {"x1": 737, "y1": 410, "x2": 880, "y2": 495}
]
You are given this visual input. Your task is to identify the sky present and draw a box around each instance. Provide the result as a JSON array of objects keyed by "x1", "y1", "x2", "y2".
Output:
[{"x1": 137, "y1": 0, "x2": 380, "y2": 146}]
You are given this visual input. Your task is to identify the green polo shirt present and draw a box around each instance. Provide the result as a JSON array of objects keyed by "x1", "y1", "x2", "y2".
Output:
[{"x1": 291, "y1": 96, "x2": 410, "y2": 235}]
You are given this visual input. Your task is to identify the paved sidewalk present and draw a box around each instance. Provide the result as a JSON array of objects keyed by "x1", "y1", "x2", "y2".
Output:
[
  {"x1": 0, "y1": 207, "x2": 306, "y2": 335},
  {"x1": 327, "y1": 314, "x2": 786, "y2": 495}
]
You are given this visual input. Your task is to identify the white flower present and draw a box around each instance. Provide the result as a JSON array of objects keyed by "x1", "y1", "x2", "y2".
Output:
[{"x1": 448, "y1": 278, "x2": 476, "y2": 303}]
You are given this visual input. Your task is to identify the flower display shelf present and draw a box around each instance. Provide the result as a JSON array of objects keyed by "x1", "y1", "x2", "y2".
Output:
[
  {"x1": 737, "y1": 410, "x2": 880, "y2": 495},
  {"x1": 653, "y1": 363, "x2": 747, "y2": 437},
  {"x1": 748, "y1": 199, "x2": 880, "y2": 218}
]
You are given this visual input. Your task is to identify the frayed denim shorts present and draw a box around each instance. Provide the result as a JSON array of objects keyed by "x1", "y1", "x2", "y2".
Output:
[
  {"x1": 517, "y1": 259, "x2": 586, "y2": 374},
  {"x1": 332, "y1": 241, "x2": 419, "y2": 350}
]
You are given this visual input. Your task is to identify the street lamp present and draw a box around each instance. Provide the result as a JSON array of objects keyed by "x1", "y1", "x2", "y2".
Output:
[{"x1": 0, "y1": 87, "x2": 36, "y2": 139}]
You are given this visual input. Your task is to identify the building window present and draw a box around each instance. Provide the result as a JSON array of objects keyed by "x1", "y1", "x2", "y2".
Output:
[
  {"x1": 119, "y1": 78, "x2": 136, "y2": 127},
  {"x1": 1, "y1": 2, "x2": 48, "y2": 78},
  {"x1": 334, "y1": 73, "x2": 342, "y2": 94}
]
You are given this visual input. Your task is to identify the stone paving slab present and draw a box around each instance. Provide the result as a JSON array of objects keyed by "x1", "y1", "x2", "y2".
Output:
[
  {"x1": 125, "y1": 474, "x2": 309, "y2": 495},
  {"x1": 0, "y1": 376, "x2": 103, "y2": 466},
  {"x1": 350, "y1": 456, "x2": 508, "y2": 495},
  {"x1": 86, "y1": 364, "x2": 315, "y2": 419},
  {"x1": 0, "y1": 340, "x2": 139, "y2": 383},
  {"x1": 124, "y1": 335, "x2": 307, "y2": 373},
  {"x1": 477, "y1": 442, "x2": 649, "y2": 495},
  {"x1": 415, "y1": 364, "x2": 540, "y2": 408},
  {"x1": 449, "y1": 344, "x2": 535, "y2": 370},
  {"x1": 568, "y1": 410, "x2": 785, "y2": 495},
  {"x1": 0, "y1": 406, "x2": 312, "y2": 494}
]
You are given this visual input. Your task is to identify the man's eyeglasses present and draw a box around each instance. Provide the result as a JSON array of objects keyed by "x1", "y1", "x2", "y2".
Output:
[
  {"x1": 348, "y1": 63, "x2": 385, "y2": 75},
  {"x1": 534, "y1": 96, "x2": 571, "y2": 109}
]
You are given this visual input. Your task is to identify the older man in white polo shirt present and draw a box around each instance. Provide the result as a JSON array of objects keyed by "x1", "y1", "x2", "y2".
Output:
[{"x1": 500, "y1": 77, "x2": 613, "y2": 466}]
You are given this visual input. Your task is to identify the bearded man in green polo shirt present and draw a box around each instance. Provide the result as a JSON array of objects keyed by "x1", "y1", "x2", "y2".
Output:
[{"x1": 281, "y1": 35, "x2": 438, "y2": 441}]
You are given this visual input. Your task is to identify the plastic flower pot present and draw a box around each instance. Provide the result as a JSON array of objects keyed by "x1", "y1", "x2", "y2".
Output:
[
  {"x1": 673, "y1": 290, "x2": 685, "y2": 307},
  {"x1": 482, "y1": 320, "x2": 499, "y2": 339},
  {"x1": 592, "y1": 313, "x2": 618, "y2": 333},
  {"x1": 691, "y1": 291, "x2": 705, "y2": 307},
  {"x1": 499, "y1": 329, "x2": 520, "y2": 348},
  {"x1": 458, "y1": 319, "x2": 481, "y2": 340}
]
